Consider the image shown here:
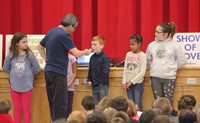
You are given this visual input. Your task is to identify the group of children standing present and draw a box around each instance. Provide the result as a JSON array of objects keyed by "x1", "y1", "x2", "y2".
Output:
[{"x1": 1, "y1": 21, "x2": 187, "y2": 122}]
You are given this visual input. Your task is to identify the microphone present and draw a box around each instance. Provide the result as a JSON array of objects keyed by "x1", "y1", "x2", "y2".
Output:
[{"x1": 89, "y1": 48, "x2": 94, "y2": 52}]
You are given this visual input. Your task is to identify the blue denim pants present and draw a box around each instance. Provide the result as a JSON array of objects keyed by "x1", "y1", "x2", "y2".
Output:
[
  {"x1": 92, "y1": 85, "x2": 109, "y2": 104},
  {"x1": 127, "y1": 82, "x2": 144, "y2": 111}
]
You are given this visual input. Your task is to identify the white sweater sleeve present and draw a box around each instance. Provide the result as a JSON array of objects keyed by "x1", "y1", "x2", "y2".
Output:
[
  {"x1": 175, "y1": 44, "x2": 187, "y2": 68},
  {"x1": 122, "y1": 53, "x2": 128, "y2": 84},
  {"x1": 131, "y1": 54, "x2": 147, "y2": 84},
  {"x1": 146, "y1": 44, "x2": 153, "y2": 68}
]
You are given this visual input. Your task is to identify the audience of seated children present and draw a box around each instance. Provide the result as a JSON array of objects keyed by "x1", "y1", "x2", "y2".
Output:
[
  {"x1": 81, "y1": 95, "x2": 96, "y2": 117},
  {"x1": 0, "y1": 99, "x2": 13, "y2": 123}
]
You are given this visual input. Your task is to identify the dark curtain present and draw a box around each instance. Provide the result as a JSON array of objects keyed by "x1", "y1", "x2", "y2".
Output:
[{"x1": 1, "y1": 0, "x2": 200, "y2": 62}]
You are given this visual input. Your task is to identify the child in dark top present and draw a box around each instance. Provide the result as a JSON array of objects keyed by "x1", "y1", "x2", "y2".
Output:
[
  {"x1": 0, "y1": 99, "x2": 13, "y2": 123},
  {"x1": 87, "y1": 35, "x2": 110, "y2": 104}
]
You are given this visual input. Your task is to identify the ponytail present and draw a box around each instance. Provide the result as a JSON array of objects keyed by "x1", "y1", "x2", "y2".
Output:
[{"x1": 168, "y1": 22, "x2": 176, "y2": 38}]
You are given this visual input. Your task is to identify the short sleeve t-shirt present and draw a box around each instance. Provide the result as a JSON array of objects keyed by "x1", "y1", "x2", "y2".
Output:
[{"x1": 40, "y1": 27, "x2": 75, "y2": 76}]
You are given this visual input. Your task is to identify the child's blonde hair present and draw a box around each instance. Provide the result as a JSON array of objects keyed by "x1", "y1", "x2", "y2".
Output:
[
  {"x1": 127, "y1": 99, "x2": 137, "y2": 117},
  {"x1": 91, "y1": 35, "x2": 105, "y2": 45},
  {"x1": 0, "y1": 99, "x2": 12, "y2": 114},
  {"x1": 67, "y1": 110, "x2": 84, "y2": 123}
]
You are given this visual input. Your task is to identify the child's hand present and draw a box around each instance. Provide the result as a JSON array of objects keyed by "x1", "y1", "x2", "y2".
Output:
[
  {"x1": 126, "y1": 81, "x2": 132, "y2": 89},
  {"x1": 122, "y1": 83, "x2": 127, "y2": 89},
  {"x1": 67, "y1": 81, "x2": 73, "y2": 88},
  {"x1": 87, "y1": 81, "x2": 92, "y2": 85}
]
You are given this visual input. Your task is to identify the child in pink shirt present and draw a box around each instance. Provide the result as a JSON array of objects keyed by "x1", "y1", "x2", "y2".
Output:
[{"x1": 66, "y1": 53, "x2": 77, "y2": 118}]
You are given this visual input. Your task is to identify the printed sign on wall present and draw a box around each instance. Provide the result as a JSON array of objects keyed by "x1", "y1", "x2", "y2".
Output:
[
  {"x1": 0, "y1": 35, "x2": 2, "y2": 68},
  {"x1": 174, "y1": 33, "x2": 200, "y2": 66},
  {"x1": 5, "y1": 35, "x2": 45, "y2": 68}
]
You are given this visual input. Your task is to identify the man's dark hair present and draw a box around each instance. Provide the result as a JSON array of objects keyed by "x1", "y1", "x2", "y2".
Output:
[{"x1": 60, "y1": 13, "x2": 78, "y2": 27}]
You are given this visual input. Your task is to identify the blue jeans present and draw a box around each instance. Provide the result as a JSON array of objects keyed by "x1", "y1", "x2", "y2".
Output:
[
  {"x1": 92, "y1": 85, "x2": 109, "y2": 104},
  {"x1": 127, "y1": 83, "x2": 143, "y2": 111}
]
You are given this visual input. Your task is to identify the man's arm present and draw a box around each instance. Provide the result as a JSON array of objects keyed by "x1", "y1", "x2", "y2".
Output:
[
  {"x1": 70, "y1": 47, "x2": 91, "y2": 57},
  {"x1": 37, "y1": 44, "x2": 47, "y2": 61}
]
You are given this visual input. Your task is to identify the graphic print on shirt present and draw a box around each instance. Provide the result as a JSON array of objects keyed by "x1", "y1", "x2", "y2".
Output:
[
  {"x1": 127, "y1": 54, "x2": 141, "y2": 70},
  {"x1": 155, "y1": 46, "x2": 166, "y2": 59},
  {"x1": 14, "y1": 57, "x2": 26, "y2": 77}
]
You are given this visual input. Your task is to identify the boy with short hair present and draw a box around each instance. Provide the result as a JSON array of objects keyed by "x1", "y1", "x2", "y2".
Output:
[
  {"x1": 81, "y1": 95, "x2": 96, "y2": 117},
  {"x1": 87, "y1": 35, "x2": 110, "y2": 104},
  {"x1": 0, "y1": 99, "x2": 13, "y2": 123}
]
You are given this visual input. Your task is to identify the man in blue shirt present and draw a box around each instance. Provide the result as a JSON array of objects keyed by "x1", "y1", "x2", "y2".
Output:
[{"x1": 37, "y1": 14, "x2": 91, "y2": 122}]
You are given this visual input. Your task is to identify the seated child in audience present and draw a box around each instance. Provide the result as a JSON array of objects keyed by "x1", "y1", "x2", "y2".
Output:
[
  {"x1": 110, "y1": 96, "x2": 138, "y2": 123},
  {"x1": 178, "y1": 95, "x2": 196, "y2": 111},
  {"x1": 111, "y1": 111, "x2": 131, "y2": 123},
  {"x1": 139, "y1": 109, "x2": 161, "y2": 123},
  {"x1": 127, "y1": 99, "x2": 140, "y2": 120},
  {"x1": 152, "y1": 97, "x2": 177, "y2": 123},
  {"x1": 103, "y1": 107, "x2": 118, "y2": 123},
  {"x1": 179, "y1": 109, "x2": 198, "y2": 123},
  {"x1": 85, "y1": 111, "x2": 108, "y2": 123},
  {"x1": 81, "y1": 95, "x2": 96, "y2": 117},
  {"x1": 151, "y1": 115, "x2": 173, "y2": 123},
  {"x1": 96, "y1": 96, "x2": 112, "y2": 112},
  {"x1": 0, "y1": 99, "x2": 13, "y2": 123},
  {"x1": 67, "y1": 110, "x2": 84, "y2": 123},
  {"x1": 97, "y1": 96, "x2": 112, "y2": 108},
  {"x1": 193, "y1": 105, "x2": 200, "y2": 122}
]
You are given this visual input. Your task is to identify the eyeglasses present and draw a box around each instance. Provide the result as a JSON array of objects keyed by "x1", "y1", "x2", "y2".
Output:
[
  {"x1": 155, "y1": 31, "x2": 164, "y2": 34},
  {"x1": 72, "y1": 25, "x2": 77, "y2": 29}
]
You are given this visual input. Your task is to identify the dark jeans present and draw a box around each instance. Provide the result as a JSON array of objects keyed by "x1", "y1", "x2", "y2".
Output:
[
  {"x1": 92, "y1": 85, "x2": 109, "y2": 104},
  {"x1": 151, "y1": 76, "x2": 176, "y2": 104},
  {"x1": 66, "y1": 91, "x2": 74, "y2": 119},
  {"x1": 127, "y1": 83, "x2": 144, "y2": 111},
  {"x1": 45, "y1": 71, "x2": 68, "y2": 121}
]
